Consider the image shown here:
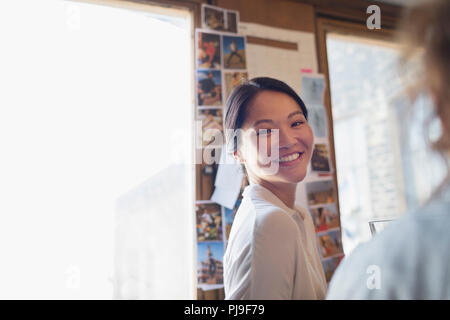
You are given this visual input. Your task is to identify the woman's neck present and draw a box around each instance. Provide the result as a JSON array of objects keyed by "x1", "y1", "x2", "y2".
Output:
[{"x1": 250, "y1": 177, "x2": 297, "y2": 210}]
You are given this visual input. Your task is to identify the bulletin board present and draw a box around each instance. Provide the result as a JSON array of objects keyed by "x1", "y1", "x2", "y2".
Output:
[{"x1": 194, "y1": 3, "x2": 344, "y2": 299}]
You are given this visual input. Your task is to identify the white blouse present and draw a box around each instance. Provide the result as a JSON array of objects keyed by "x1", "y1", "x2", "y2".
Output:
[{"x1": 223, "y1": 183, "x2": 327, "y2": 300}]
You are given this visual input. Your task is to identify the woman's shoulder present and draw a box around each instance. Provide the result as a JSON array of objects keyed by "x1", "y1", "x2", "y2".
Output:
[
  {"x1": 327, "y1": 199, "x2": 450, "y2": 299},
  {"x1": 243, "y1": 202, "x2": 299, "y2": 247}
]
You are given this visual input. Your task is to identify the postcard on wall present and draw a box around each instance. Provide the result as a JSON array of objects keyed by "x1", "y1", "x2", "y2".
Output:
[
  {"x1": 308, "y1": 104, "x2": 328, "y2": 138},
  {"x1": 202, "y1": 4, "x2": 226, "y2": 31},
  {"x1": 223, "y1": 35, "x2": 247, "y2": 69},
  {"x1": 311, "y1": 143, "x2": 331, "y2": 172},
  {"x1": 202, "y1": 4, "x2": 239, "y2": 34},
  {"x1": 196, "y1": 30, "x2": 222, "y2": 70},
  {"x1": 317, "y1": 229, "x2": 344, "y2": 259},
  {"x1": 306, "y1": 180, "x2": 336, "y2": 206},
  {"x1": 224, "y1": 71, "x2": 248, "y2": 102},
  {"x1": 301, "y1": 73, "x2": 326, "y2": 106},
  {"x1": 197, "y1": 241, "x2": 224, "y2": 290},
  {"x1": 196, "y1": 70, "x2": 223, "y2": 107},
  {"x1": 197, "y1": 108, "x2": 223, "y2": 147},
  {"x1": 322, "y1": 254, "x2": 344, "y2": 283},
  {"x1": 309, "y1": 203, "x2": 340, "y2": 232},
  {"x1": 225, "y1": 10, "x2": 239, "y2": 33},
  {"x1": 196, "y1": 201, "x2": 224, "y2": 242}
]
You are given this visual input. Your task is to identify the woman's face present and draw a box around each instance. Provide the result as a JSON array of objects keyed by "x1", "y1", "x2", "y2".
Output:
[{"x1": 237, "y1": 90, "x2": 314, "y2": 184}]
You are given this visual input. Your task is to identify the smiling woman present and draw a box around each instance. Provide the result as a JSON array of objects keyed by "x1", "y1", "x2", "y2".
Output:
[{"x1": 223, "y1": 77, "x2": 327, "y2": 300}]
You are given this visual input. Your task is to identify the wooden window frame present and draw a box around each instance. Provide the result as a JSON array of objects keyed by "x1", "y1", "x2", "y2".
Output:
[{"x1": 315, "y1": 17, "x2": 396, "y2": 234}]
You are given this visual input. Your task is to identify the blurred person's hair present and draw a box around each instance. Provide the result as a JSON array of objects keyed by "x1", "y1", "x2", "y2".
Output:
[{"x1": 397, "y1": 0, "x2": 450, "y2": 200}]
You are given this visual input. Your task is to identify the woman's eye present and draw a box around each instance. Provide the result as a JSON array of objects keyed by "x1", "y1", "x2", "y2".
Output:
[{"x1": 292, "y1": 121, "x2": 304, "y2": 127}]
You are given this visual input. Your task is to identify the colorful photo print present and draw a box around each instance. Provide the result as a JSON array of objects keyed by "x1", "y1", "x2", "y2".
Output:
[
  {"x1": 311, "y1": 143, "x2": 331, "y2": 172},
  {"x1": 223, "y1": 35, "x2": 246, "y2": 69},
  {"x1": 197, "y1": 70, "x2": 222, "y2": 107},
  {"x1": 224, "y1": 71, "x2": 248, "y2": 102},
  {"x1": 317, "y1": 229, "x2": 344, "y2": 259},
  {"x1": 196, "y1": 31, "x2": 221, "y2": 69},
  {"x1": 309, "y1": 203, "x2": 340, "y2": 232},
  {"x1": 197, "y1": 108, "x2": 223, "y2": 147},
  {"x1": 196, "y1": 201, "x2": 223, "y2": 241},
  {"x1": 197, "y1": 241, "x2": 224, "y2": 285},
  {"x1": 306, "y1": 180, "x2": 335, "y2": 206},
  {"x1": 224, "y1": 198, "x2": 241, "y2": 240},
  {"x1": 301, "y1": 74, "x2": 325, "y2": 106},
  {"x1": 322, "y1": 255, "x2": 344, "y2": 283},
  {"x1": 308, "y1": 104, "x2": 328, "y2": 138},
  {"x1": 202, "y1": 4, "x2": 225, "y2": 31},
  {"x1": 225, "y1": 11, "x2": 239, "y2": 33}
]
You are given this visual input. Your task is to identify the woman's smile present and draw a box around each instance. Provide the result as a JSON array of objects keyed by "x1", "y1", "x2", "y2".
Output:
[{"x1": 277, "y1": 151, "x2": 306, "y2": 167}]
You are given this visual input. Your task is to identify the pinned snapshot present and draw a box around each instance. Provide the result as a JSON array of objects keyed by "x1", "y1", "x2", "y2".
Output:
[
  {"x1": 197, "y1": 70, "x2": 222, "y2": 107},
  {"x1": 223, "y1": 35, "x2": 246, "y2": 69},
  {"x1": 202, "y1": 4, "x2": 225, "y2": 31},
  {"x1": 196, "y1": 201, "x2": 223, "y2": 241},
  {"x1": 311, "y1": 143, "x2": 331, "y2": 172},
  {"x1": 197, "y1": 241, "x2": 224, "y2": 287},
  {"x1": 309, "y1": 203, "x2": 340, "y2": 232},
  {"x1": 301, "y1": 74, "x2": 326, "y2": 106},
  {"x1": 317, "y1": 229, "x2": 344, "y2": 259},
  {"x1": 225, "y1": 10, "x2": 239, "y2": 33},
  {"x1": 224, "y1": 71, "x2": 248, "y2": 102},
  {"x1": 308, "y1": 105, "x2": 328, "y2": 138},
  {"x1": 197, "y1": 108, "x2": 224, "y2": 148},
  {"x1": 306, "y1": 180, "x2": 336, "y2": 206},
  {"x1": 321, "y1": 255, "x2": 344, "y2": 283},
  {"x1": 196, "y1": 31, "x2": 221, "y2": 69}
]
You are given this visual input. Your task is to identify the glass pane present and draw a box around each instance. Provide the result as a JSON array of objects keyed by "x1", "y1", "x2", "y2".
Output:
[
  {"x1": 326, "y1": 34, "x2": 447, "y2": 255},
  {"x1": 0, "y1": 0, "x2": 193, "y2": 299}
]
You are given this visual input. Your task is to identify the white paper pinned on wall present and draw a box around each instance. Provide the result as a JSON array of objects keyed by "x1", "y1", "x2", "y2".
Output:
[{"x1": 211, "y1": 146, "x2": 244, "y2": 209}]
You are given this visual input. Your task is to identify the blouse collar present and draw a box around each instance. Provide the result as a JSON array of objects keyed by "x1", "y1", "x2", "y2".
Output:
[{"x1": 243, "y1": 183, "x2": 306, "y2": 220}]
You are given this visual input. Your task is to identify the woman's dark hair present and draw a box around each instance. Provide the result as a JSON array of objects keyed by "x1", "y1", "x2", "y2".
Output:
[{"x1": 224, "y1": 77, "x2": 308, "y2": 154}]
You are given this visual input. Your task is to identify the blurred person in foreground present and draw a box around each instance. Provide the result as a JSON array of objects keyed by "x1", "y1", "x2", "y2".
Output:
[{"x1": 327, "y1": 0, "x2": 450, "y2": 299}]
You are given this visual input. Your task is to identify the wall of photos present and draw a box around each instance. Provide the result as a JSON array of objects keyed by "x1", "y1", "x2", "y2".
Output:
[{"x1": 194, "y1": 4, "x2": 344, "y2": 295}]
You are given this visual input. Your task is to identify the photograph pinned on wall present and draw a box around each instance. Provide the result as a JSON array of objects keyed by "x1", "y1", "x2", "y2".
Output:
[
  {"x1": 317, "y1": 229, "x2": 344, "y2": 259},
  {"x1": 196, "y1": 31, "x2": 221, "y2": 69},
  {"x1": 301, "y1": 74, "x2": 326, "y2": 106},
  {"x1": 321, "y1": 254, "x2": 344, "y2": 283},
  {"x1": 224, "y1": 71, "x2": 248, "y2": 102},
  {"x1": 225, "y1": 10, "x2": 239, "y2": 33},
  {"x1": 197, "y1": 241, "x2": 224, "y2": 288},
  {"x1": 224, "y1": 198, "x2": 241, "y2": 240},
  {"x1": 309, "y1": 203, "x2": 340, "y2": 232},
  {"x1": 306, "y1": 180, "x2": 335, "y2": 206},
  {"x1": 223, "y1": 35, "x2": 246, "y2": 69},
  {"x1": 307, "y1": 104, "x2": 328, "y2": 138},
  {"x1": 311, "y1": 143, "x2": 331, "y2": 172},
  {"x1": 197, "y1": 70, "x2": 222, "y2": 107},
  {"x1": 196, "y1": 201, "x2": 223, "y2": 242},
  {"x1": 197, "y1": 108, "x2": 223, "y2": 147},
  {"x1": 202, "y1": 4, "x2": 225, "y2": 31}
]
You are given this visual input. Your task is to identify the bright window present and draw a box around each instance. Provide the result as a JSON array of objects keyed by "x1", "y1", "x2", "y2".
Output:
[
  {"x1": 327, "y1": 34, "x2": 447, "y2": 255},
  {"x1": 0, "y1": 0, "x2": 194, "y2": 299}
]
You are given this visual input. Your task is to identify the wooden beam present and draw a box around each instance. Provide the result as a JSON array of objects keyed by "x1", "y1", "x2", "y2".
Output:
[
  {"x1": 294, "y1": 0, "x2": 403, "y2": 30},
  {"x1": 246, "y1": 36, "x2": 298, "y2": 50},
  {"x1": 215, "y1": 0, "x2": 316, "y2": 33}
]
